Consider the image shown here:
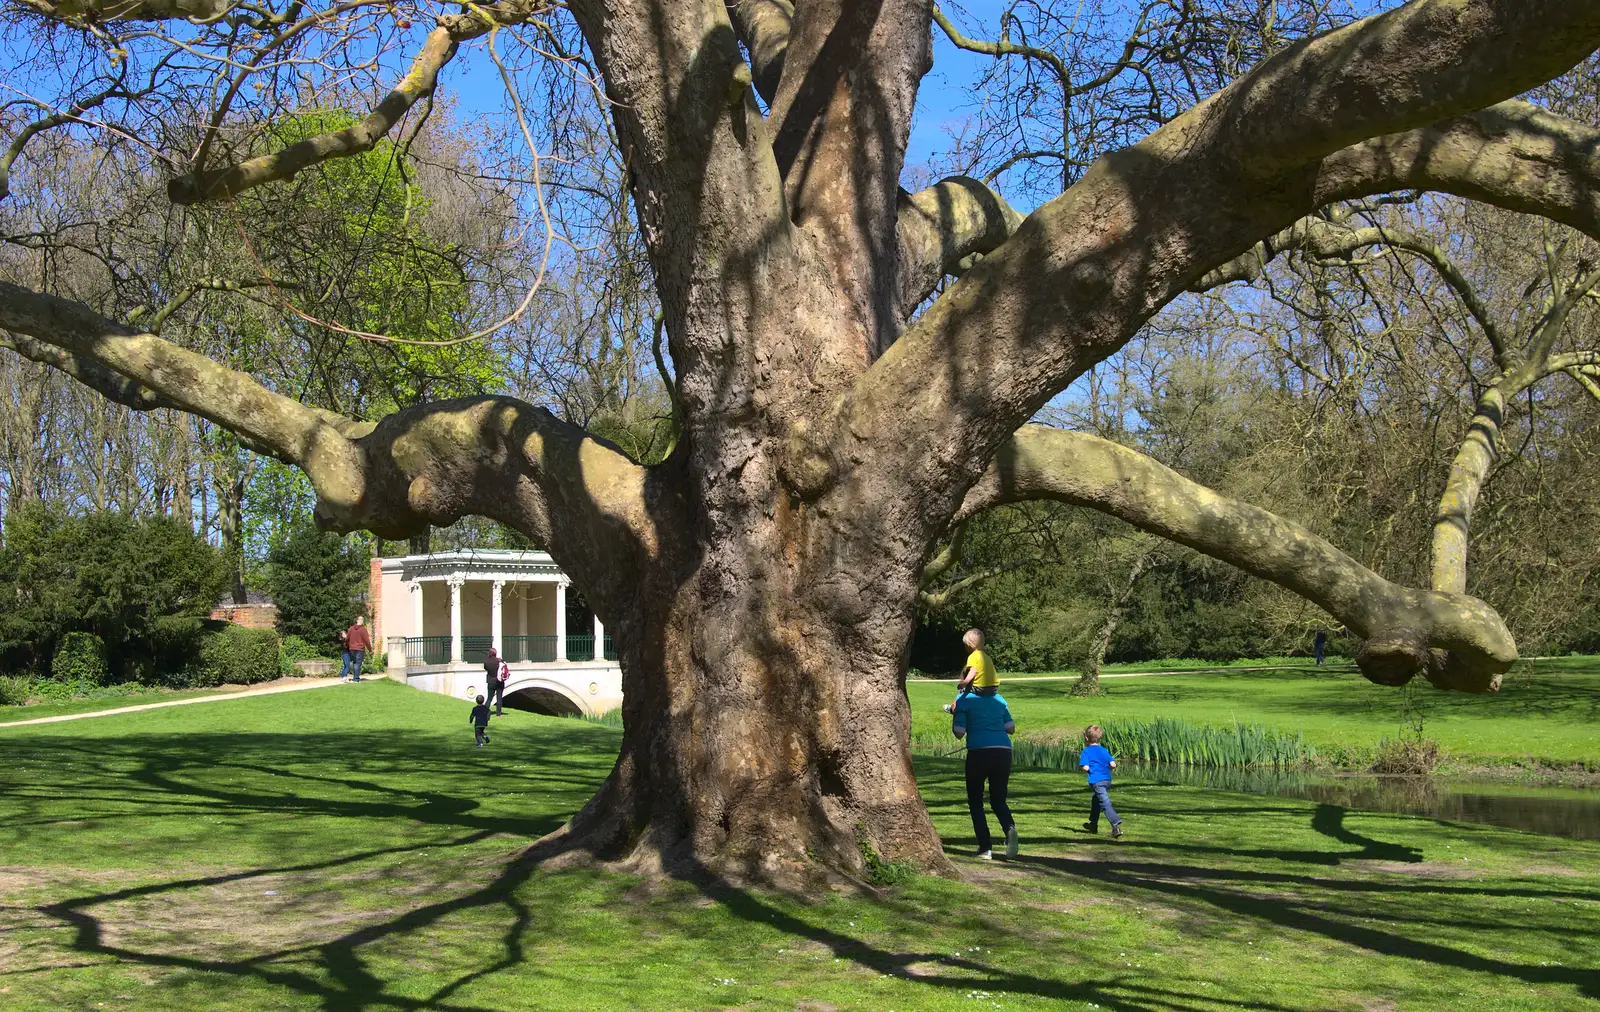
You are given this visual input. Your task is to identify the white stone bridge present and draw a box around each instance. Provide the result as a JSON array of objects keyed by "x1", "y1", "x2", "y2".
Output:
[{"x1": 373, "y1": 549, "x2": 622, "y2": 716}]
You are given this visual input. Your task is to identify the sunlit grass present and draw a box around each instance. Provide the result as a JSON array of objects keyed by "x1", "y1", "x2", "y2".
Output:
[
  {"x1": 909, "y1": 657, "x2": 1600, "y2": 767},
  {"x1": 0, "y1": 679, "x2": 1595, "y2": 1010}
]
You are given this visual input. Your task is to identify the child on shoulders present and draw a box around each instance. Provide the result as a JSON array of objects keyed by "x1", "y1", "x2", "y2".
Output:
[{"x1": 943, "y1": 628, "x2": 999, "y2": 714}]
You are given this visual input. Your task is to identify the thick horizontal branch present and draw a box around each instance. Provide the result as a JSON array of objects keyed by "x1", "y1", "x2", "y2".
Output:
[
  {"x1": 0, "y1": 280, "x2": 659, "y2": 614},
  {"x1": 0, "y1": 280, "x2": 369, "y2": 503},
  {"x1": 848, "y1": 4, "x2": 1600, "y2": 557},
  {"x1": 14, "y1": 0, "x2": 232, "y2": 22},
  {"x1": 1316, "y1": 100, "x2": 1600, "y2": 244},
  {"x1": 956, "y1": 426, "x2": 1517, "y2": 692},
  {"x1": 341, "y1": 396, "x2": 665, "y2": 593},
  {"x1": 896, "y1": 176, "x2": 1024, "y2": 314},
  {"x1": 168, "y1": 2, "x2": 549, "y2": 204}
]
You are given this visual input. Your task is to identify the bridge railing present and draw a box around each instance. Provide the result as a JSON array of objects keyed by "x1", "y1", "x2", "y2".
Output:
[
  {"x1": 463, "y1": 635, "x2": 493, "y2": 664},
  {"x1": 404, "y1": 636, "x2": 450, "y2": 666},
  {"x1": 504, "y1": 635, "x2": 558, "y2": 662},
  {"x1": 566, "y1": 634, "x2": 595, "y2": 661}
]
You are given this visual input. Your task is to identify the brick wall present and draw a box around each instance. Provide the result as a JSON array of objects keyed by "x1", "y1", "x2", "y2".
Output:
[
  {"x1": 369, "y1": 557, "x2": 383, "y2": 645},
  {"x1": 210, "y1": 604, "x2": 279, "y2": 629}
]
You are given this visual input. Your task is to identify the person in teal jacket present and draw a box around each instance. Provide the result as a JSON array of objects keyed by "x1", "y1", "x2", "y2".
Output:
[{"x1": 951, "y1": 686, "x2": 1018, "y2": 859}]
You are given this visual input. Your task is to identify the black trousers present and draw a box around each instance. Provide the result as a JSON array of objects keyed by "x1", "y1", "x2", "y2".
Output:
[
  {"x1": 474, "y1": 724, "x2": 489, "y2": 745},
  {"x1": 485, "y1": 679, "x2": 504, "y2": 712},
  {"x1": 965, "y1": 747, "x2": 1014, "y2": 852}
]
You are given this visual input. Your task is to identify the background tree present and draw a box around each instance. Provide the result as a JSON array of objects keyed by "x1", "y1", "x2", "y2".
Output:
[
  {"x1": 0, "y1": 503, "x2": 225, "y2": 676},
  {"x1": 266, "y1": 520, "x2": 370, "y2": 651}
]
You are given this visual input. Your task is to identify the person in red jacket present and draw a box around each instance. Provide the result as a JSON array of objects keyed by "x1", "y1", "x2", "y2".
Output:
[{"x1": 341, "y1": 616, "x2": 371, "y2": 682}]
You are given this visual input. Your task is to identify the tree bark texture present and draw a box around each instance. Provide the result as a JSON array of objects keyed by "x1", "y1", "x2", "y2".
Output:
[{"x1": 8, "y1": 0, "x2": 1600, "y2": 882}]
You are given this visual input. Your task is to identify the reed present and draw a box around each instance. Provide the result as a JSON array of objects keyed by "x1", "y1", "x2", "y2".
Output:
[{"x1": 913, "y1": 716, "x2": 1313, "y2": 770}]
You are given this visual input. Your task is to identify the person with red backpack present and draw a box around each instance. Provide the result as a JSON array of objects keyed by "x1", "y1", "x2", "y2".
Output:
[{"x1": 483, "y1": 646, "x2": 508, "y2": 715}]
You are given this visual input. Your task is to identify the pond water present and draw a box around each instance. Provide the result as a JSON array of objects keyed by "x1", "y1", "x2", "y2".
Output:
[{"x1": 1113, "y1": 763, "x2": 1600, "y2": 841}]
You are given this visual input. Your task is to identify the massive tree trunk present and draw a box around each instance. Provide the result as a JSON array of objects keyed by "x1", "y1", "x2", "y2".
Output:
[
  {"x1": 556, "y1": 506, "x2": 945, "y2": 880},
  {"x1": 6, "y1": 0, "x2": 1600, "y2": 882}
]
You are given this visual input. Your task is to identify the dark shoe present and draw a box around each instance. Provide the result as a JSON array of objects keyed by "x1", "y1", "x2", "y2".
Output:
[
  {"x1": 1111, "y1": 823, "x2": 1124, "y2": 839},
  {"x1": 1083, "y1": 822, "x2": 1098, "y2": 834}
]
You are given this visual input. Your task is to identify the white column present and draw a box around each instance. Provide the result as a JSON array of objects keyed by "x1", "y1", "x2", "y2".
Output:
[
  {"x1": 593, "y1": 614, "x2": 604, "y2": 660},
  {"x1": 448, "y1": 576, "x2": 464, "y2": 663},
  {"x1": 555, "y1": 580, "x2": 568, "y2": 661},
  {"x1": 491, "y1": 578, "x2": 505, "y2": 656},
  {"x1": 410, "y1": 580, "x2": 424, "y2": 638},
  {"x1": 518, "y1": 589, "x2": 527, "y2": 636}
]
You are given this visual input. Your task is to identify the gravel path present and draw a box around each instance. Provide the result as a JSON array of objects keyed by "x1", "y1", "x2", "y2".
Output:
[{"x1": 0, "y1": 675, "x2": 386, "y2": 728}]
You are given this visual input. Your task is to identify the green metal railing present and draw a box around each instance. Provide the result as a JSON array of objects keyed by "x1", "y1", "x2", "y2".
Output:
[
  {"x1": 503, "y1": 635, "x2": 558, "y2": 663},
  {"x1": 405, "y1": 636, "x2": 450, "y2": 666},
  {"x1": 566, "y1": 634, "x2": 595, "y2": 661},
  {"x1": 602, "y1": 634, "x2": 617, "y2": 660},
  {"x1": 463, "y1": 635, "x2": 493, "y2": 664}
]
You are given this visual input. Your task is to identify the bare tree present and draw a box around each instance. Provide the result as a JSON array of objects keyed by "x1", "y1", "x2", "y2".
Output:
[{"x1": 5, "y1": 0, "x2": 1600, "y2": 884}]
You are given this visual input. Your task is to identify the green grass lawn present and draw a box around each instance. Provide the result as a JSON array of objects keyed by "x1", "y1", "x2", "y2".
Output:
[
  {"x1": 0, "y1": 684, "x2": 295, "y2": 723},
  {"x1": 909, "y1": 657, "x2": 1600, "y2": 766},
  {"x1": 1, "y1": 680, "x2": 1596, "y2": 1010}
]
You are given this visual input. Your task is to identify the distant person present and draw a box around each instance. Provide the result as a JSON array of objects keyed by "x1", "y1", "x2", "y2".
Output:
[
  {"x1": 341, "y1": 616, "x2": 371, "y2": 682},
  {"x1": 951, "y1": 684, "x2": 1018, "y2": 860},
  {"x1": 1079, "y1": 725, "x2": 1123, "y2": 838},
  {"x1": 943, "y1": 628, "x2": 999, "y2": 715},
  {"x1": 483, "y1": 646, "x2": 505, "y2": 715},
  {"x1": 492, "y1": 653, "x2": 510, "y2": 716},
  {"x1": 469, "y1": 694, "x2": 491, "y2": 747},
  {"x1": 1314, "y1": 629, "x2": 1327, "y2": 667}
]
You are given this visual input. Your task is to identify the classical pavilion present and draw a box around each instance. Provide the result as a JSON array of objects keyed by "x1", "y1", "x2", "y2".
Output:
[{"x1": 373, "y1": 549, "x2": 622, "y2": 716}]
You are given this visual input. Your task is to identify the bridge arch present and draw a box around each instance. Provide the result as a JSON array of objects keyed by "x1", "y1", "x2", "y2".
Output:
[{"x1": 501, "y1": 674, "x2": 592, "y2": 717}]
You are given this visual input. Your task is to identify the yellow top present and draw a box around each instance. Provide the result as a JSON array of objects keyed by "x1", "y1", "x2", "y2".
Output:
[{"x1": 966, "y1": 649, "x2": 998, "y2": 688}]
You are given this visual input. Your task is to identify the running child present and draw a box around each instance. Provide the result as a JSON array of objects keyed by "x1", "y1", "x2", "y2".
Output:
[
  {"x1": 1079, "y1": 724, "x2": 1123, "y2": 838},
  {"x1": 470, "y1": 694, "x2": 492, "y2": 747},
  {"x1": 943, "y1": 628, "x2": 998, "y2": 714}
]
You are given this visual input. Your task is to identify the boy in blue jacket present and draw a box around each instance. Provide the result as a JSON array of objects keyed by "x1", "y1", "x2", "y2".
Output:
[
  {"x1": 470, "y1": 694, "x2": 492, "y2": 747},
  {"x1": 1079, "y1": 724, "x2": 1123, "y2": 838}
]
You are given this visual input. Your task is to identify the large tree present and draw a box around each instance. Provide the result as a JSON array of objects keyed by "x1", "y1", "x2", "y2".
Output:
[{"x1": 5, "y1": 0, "x2": 1600, "y2": 883}]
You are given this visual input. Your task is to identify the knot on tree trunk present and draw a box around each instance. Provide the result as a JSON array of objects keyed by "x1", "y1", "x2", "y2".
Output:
[{"x1": 1356, "y1": 627, "x2": 1508, "y2": 693}]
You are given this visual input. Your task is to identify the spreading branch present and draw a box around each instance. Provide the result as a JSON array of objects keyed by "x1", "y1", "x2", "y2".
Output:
[
  {"x1": 896, "y1": 176, "x2": 1024, "y2": 314},
  {"x1": 852, "y1": 3, "x2": 1600, "y2": 550},
  {"x1": 956, "y1": 426, "x2": 1517, "y2": 692},
  {"x1": 1196, "y1": 214, "x2": 1507, "y2": 360},
  {"x1": 167, "y1": 1, "x2": 552, "y2": 204},
  {"x1": 0, "y1": 281, "x2": 657, "y2": 610},
  {"x1": 13, "y1": 0, "x2": 234, "y2": 22}
]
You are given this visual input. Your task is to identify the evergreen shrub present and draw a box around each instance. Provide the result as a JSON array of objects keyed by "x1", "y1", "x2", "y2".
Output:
[{"x1": 51, "y1": 631, "x2": 109, "y2": 687}]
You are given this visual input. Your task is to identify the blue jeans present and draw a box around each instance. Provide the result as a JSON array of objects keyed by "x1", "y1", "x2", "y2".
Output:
[
  {"x1": 341, "y1": 650, "x2": 364, "y2": 680},
  {"x1": 1087, "y1": 781, "x2": 1120, "y2": 829}
]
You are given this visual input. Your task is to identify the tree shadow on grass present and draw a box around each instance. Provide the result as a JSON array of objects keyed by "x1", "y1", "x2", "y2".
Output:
[
  {"x1": 0, "y1": 726, "x2": 613, "y2": 844},
  {"x1": 8, "y1": 727, "x2": 1597, "y2": 1009},
  {"x1": 2, "y1": 724, "x2": 613, "y2": 1010}
]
